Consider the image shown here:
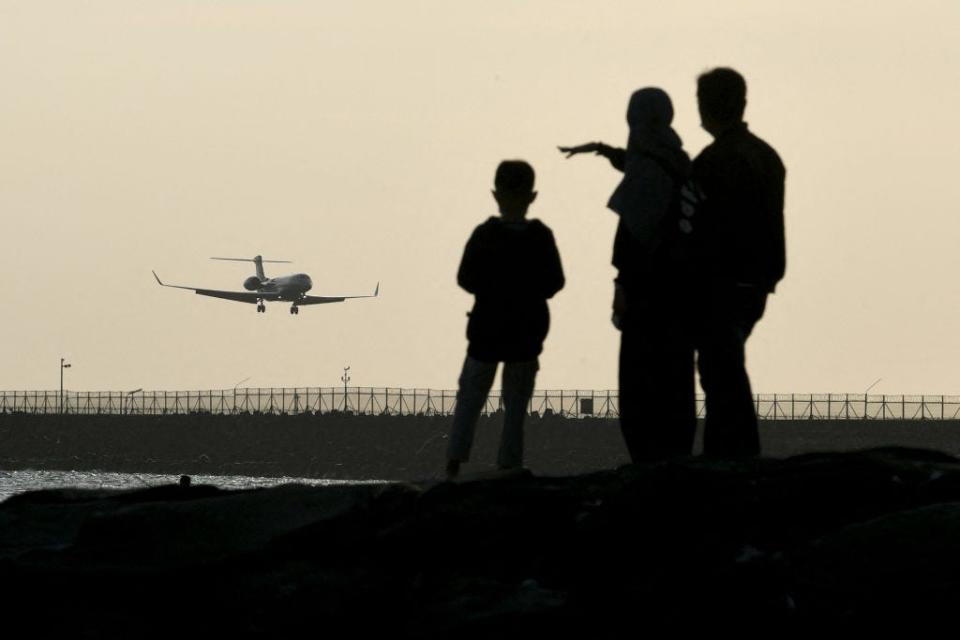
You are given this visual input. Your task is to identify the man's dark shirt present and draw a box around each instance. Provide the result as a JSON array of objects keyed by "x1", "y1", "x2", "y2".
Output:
[
  {"x1": 458, "y1": 217, "x2": 565, "y2": 363},
  {"x1": 690, "y1": 123, "x2": 786, "y2": 292}
]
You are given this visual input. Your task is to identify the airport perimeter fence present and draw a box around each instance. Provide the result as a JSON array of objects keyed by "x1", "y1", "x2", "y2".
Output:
[{"x1": 4, "y1": 388, "x2": 960, "y2": 420}]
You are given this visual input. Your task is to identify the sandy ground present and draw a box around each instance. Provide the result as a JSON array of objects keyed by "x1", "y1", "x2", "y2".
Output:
[{"x1": 1, "y1": 413, "x2": 958, "y2": 480}]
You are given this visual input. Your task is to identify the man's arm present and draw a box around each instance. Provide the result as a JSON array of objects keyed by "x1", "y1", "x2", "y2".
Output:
[{"x1": 762, "y1": 161, "x2": 787, "y2": 291}]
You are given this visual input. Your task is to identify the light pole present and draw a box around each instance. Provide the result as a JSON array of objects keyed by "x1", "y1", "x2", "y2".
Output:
[
  {"x1": 123, "y1": 388, "x2": 142, "y2": 416},
  {"x1": 233, "y1": 377, "x2": 250, "y2": 414},
  {"x1": 863, "y1": 378, "x2": 882, "y2": 420},
  {"x1": 341, "y1": 366, "x2": 351, "y2": 411},
  {"x1": 60, "y1": 358, "x2": 72, "y2": 414}
]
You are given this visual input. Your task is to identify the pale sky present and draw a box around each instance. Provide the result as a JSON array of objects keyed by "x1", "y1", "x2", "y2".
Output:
[{"x1": 2, "y1": 1, "x2": 959, "y2": 394}]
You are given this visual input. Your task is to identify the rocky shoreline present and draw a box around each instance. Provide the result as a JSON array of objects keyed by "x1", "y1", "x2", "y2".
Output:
[{"x1": 3, "y1": 447, "x2": 960, "y2": 635}]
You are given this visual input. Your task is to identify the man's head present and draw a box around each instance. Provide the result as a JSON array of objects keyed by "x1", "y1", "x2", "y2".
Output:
[
  {"x1": 493, "y1": 160, "x2": 537, "y2": 221},
  {"x1": 697, "y1": 67, "x2": 747, "y2": 136}
]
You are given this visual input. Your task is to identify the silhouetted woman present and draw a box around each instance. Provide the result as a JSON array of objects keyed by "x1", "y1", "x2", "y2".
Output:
[{"x1": 560, "y1": 87, "x2": 696, "y2": 462}]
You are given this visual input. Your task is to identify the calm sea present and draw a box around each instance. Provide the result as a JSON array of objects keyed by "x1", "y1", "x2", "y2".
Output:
[{"x1": 0, "y1": 469, "x2": 377, "y2": 503}]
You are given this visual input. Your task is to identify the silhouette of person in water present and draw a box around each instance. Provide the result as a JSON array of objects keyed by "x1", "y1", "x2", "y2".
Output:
[
  {"x1": 560, "y1": 88, "x2": 696, "y2": 462},
  {"x1": 689, "y1": 68, "x2": 786, "y2": 457},
  {"x1": 446, "y1": 160, "x2": 565, "y2": 478}
]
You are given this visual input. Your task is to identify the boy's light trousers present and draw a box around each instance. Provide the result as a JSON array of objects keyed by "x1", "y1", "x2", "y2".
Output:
[{"x1": 447, "y1": 356, "x2": 539, "y2": 469}]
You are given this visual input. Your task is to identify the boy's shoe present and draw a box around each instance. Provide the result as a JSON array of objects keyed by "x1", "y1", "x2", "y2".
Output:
[{"x1": 445, "y1": 459, "x2": 461, "y2": 479}]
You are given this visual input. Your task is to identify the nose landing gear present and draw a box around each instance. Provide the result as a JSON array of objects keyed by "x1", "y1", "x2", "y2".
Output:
[
  {"x1": 289, "y1": 305, "x2": 299, "y2": 315},
  {"x1": 256, "y1": 301, "x2": 266, "y2": 313}
]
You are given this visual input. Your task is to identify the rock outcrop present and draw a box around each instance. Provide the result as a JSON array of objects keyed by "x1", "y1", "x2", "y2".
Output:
[{"x1": 3, "y1": 447, "x2": 960, "y2": 635}]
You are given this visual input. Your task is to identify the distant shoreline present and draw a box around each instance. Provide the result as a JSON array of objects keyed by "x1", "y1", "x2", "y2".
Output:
[{"x1": 1, "y1": 414, "x2": 958, "y2": 480}]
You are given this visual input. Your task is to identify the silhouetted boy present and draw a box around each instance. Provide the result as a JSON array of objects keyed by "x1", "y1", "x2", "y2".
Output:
[
  {"x1": 689, "y1": 68, "x2": 786, "y2": 457},
  {"x1": 446, "y1": 160, "x2": 565, "y2": 478}
]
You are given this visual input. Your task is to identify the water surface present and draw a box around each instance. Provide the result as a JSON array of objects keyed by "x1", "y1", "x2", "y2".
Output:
[{"x1": 0, "y1": 469, "x2": 379, "y2": 502}]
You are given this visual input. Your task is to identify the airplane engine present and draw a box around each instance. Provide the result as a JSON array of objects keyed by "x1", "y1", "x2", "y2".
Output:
[{"x1": 243, "y1": 276, "x2": 262, "y2": 291}]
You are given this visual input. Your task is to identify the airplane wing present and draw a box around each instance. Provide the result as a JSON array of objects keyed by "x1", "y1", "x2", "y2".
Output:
[
  {"x1": 297, "y1": 296, "x2": 345, "y2": 305},
  {"x1": 298, "y1": 282, "x2": 380, "y2": 306},
  {"x1": 192, "y1": 289, "x2": 272, "y2": 304},
  {"x1": 152, "y1": 271, "x2": 282, "y2": 304}
]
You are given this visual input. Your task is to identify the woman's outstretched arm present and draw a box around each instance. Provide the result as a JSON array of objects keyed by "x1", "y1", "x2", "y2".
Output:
[{"x1": 557, "y1": 142, "x2": 626, "y2": 171}]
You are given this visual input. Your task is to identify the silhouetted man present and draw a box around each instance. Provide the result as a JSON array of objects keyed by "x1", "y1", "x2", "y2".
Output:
[{"x1": 689, "y1": 68, "x2": 786, "y2": 457}]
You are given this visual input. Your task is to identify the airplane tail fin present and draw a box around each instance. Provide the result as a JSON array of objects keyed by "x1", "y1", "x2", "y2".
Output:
[{"x1": 211, "y1": 255, "x2": 292, "y2": 281}]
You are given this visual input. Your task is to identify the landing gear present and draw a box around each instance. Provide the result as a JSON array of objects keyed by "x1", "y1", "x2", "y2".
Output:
[
  {"x1": 256, "y1": 301, "x2": 266, "y2": 313},
  {"x1": 289, "y1": 305, "x2": 299, "y2": 315}
]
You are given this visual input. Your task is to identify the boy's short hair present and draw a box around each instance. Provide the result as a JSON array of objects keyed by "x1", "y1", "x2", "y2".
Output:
[
  {"x1": 495, "y1": 160, "x2": 535, "y2": 194},
  {"x1": 697, "y1": 67, "x2": 747, "y2": 123}
]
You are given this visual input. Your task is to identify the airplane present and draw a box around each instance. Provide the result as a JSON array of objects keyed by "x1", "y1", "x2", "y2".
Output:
[{"x1": 153, "y1": 255, "x2": 379, "y2": 315}]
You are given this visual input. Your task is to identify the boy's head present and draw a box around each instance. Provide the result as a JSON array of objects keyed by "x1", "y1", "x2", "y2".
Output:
[{"x1": 493, "y1": 160, "x2": 537, "y2": 221}]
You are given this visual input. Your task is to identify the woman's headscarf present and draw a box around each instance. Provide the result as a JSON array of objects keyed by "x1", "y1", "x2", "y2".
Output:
[
  {"x1": 625, "y1": 87, "x2": 687, "y2": 170},
  {"x1": 608, "y1": 87, "x2": 690, "y2": 247}
]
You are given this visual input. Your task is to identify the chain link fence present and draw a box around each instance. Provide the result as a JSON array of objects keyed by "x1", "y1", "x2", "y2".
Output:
[{"x1": 3, "y1": 389, "x2": 960, "y2": 420}]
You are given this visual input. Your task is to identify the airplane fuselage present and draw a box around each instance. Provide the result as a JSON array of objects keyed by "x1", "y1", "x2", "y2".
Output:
[{"x1": 254, "y1": 273, "x2": 313, "y2": 301}]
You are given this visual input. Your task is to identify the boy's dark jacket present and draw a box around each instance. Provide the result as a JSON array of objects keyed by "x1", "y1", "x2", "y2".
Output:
[{"x1": 458, "y1": 217, "x2": 565, "y2": 363}]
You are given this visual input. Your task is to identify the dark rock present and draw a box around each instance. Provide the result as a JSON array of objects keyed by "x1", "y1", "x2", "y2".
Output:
[
  {"x1": 788, "y1": 501, "x2": 960, "y2": 619},
  {"x1": 2, "y1": 447, "x2": 960, "y2": 635}
]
